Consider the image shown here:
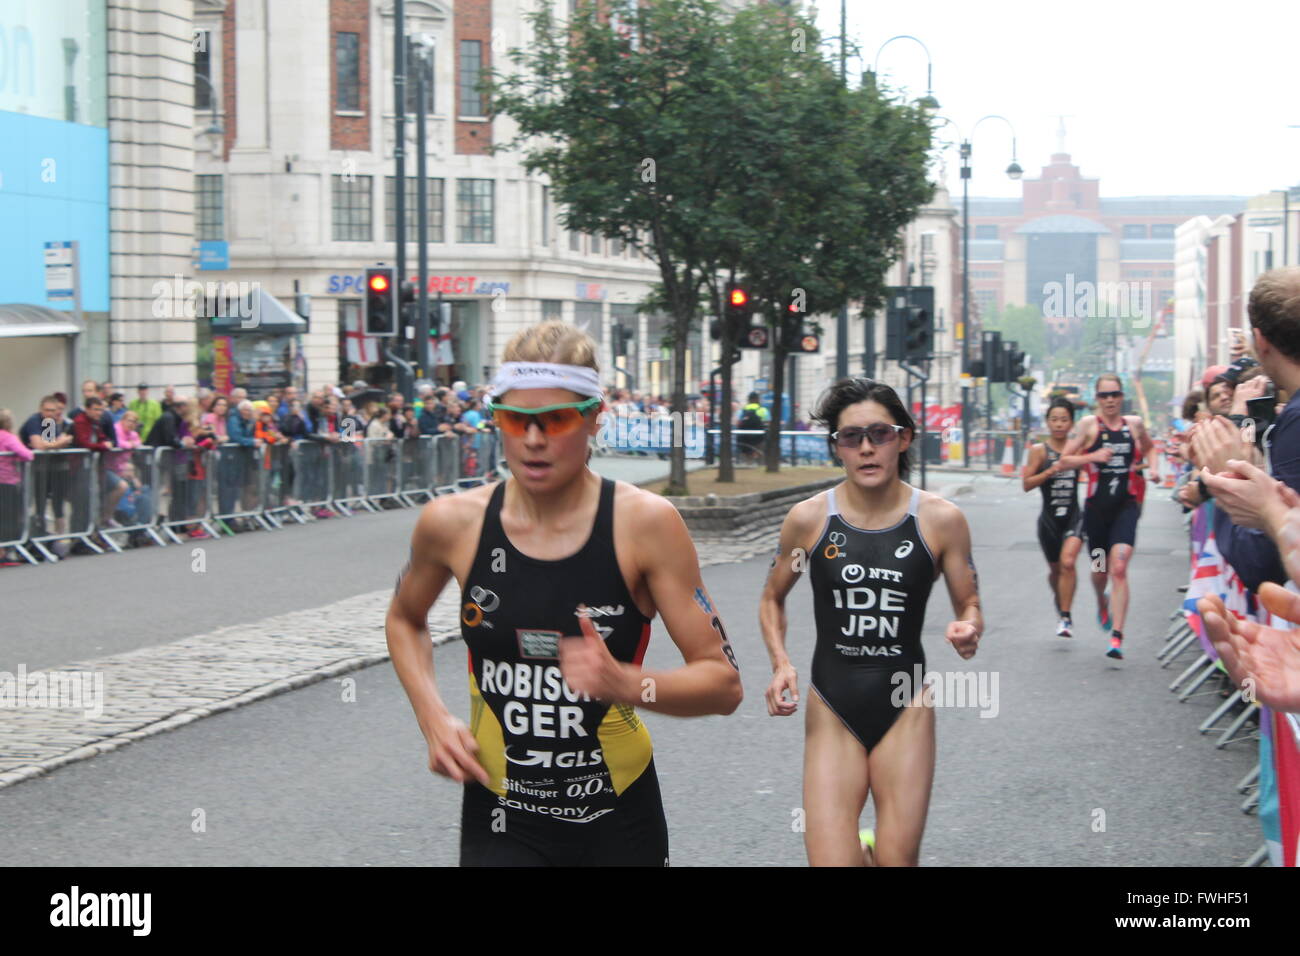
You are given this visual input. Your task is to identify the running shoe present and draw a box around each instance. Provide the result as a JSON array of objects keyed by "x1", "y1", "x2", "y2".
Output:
[
  {"x1": 859, "y1": 827, "x2": 875, "y2": 865},
  {"x1": 1097, "y1": 600, "x2": 1112, "y2": 634},
  {"x1": 1106, "y1": 635, "x2": 1124, "y2": 660},
  {"x1": 1055, "y1": 618, "x2": 1073, "y2": 638}
]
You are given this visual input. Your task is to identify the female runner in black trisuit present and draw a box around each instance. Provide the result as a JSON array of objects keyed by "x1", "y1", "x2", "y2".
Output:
[
  {"x1": 759, "y1": 378, "x2": 983, "y2": 866},
  {"x1": 1021, "y1": 397, "x2": 1111, "y2": 637},
  {"x1": 1058, "y1": 373, "x2": 1157, "y2": 659},
  {"x1": 386, "y1": 321, "x2": 742, "y2": 866}
]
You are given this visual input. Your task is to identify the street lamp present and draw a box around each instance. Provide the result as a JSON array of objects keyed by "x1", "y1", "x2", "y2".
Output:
[
  {"x1": 865, "y1": 34, "x2": 939, "y2": 110},
  {"x1": 819, "y1": 24, "x2": 863, "y2": 381},
  {"x1": 934, "y1": 114, "x2": 1020, "y2": 467},
  {"x1": 194, "y1": 73, "x2": 224, "y2": 156}
]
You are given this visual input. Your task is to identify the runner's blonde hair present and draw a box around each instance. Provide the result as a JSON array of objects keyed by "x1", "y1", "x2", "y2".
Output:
[{"x1": 502, "y1": 320, "x2": 600, "y2": 371}]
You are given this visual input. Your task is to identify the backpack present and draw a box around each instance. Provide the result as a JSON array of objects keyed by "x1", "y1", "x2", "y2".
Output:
[{"x1": 739, "y1": 406, "x2": 765, "y2": 431}]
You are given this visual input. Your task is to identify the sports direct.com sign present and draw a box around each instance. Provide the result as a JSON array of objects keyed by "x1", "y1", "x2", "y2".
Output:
[{"x1": 326, "y1": 274, "x2": 510, "y2": 296}]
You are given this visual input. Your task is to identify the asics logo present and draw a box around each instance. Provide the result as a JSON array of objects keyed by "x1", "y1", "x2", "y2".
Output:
[{"x1": 894, "y1": 540, "x2": 914, "y2": 559}]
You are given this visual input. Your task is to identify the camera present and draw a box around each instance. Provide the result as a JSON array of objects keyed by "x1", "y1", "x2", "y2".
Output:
[
  {"x1": 1219, "y1": 354, "x2": 1259, "y2": 386},
  {"x1": 1245, "y1": 392, "x2": 1279, "y2": 437}
]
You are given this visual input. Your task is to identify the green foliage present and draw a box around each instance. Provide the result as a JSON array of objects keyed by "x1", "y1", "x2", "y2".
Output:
[
  {"x1": 489, "y1": 0, "x2": 934, "y2": 484},
  {"x1": 981, "y1": 303, "x2": 1046, "y2": 367}
]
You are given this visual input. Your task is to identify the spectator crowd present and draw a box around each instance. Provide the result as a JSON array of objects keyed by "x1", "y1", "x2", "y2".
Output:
[
  {"x1": 1159, "y1": 266, "x2": 1300, "y2": 864},
  {"x1": 0, "y1": 377, "x2": 504, "y2": 560}
]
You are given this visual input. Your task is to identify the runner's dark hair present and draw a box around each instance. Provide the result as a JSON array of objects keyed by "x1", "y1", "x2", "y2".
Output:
[
  {"x1": 1046, "y1": 396, "x2": 1076, "y2": 421},
  {"x1": 812, "y1": 377, "x2": 914, "y2": 477}
]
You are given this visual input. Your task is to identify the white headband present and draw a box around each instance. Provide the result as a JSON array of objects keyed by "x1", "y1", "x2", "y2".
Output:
[{"x1": 488, "y1": 362, "x2": 604, "y2": 401}]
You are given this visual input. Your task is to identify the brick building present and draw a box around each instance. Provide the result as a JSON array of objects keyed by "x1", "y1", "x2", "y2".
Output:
[{"x1": 963, "y1": 150, "x2": 1244, "y2": 345}]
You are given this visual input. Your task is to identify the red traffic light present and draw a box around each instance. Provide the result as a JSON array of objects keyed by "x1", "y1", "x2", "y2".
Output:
[
  {"x1": 729, "y1": 287, "x2": 748, "y2": 307},
  {"x1": 368, "y1": 273, "x2": 391, "y2": 293}
]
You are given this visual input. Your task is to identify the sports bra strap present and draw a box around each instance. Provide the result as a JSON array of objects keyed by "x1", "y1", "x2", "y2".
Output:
[
  {"x1": 907, "y1": 485, "x2": 920, "y2": 517},
  {"x1": 826, "y1": 485, "x2": 840, "y2": 517}
]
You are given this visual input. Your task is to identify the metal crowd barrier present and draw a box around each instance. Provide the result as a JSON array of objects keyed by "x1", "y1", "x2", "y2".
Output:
[
  {"x1": 1160, "y1": 579, "x2": 1269, "y2": 865},
  {"x1": 260, "y1": 442, "x2": 305, "y2": 526},
  {"x1": 397, "y1": 435, "x2": 436, "y2": 506},
  {"x1": 0, "y1": 434, "x2": 499, "y2": 565},
  {"x1": 457, "y1": 431, "x2": 499, "y2": 488},
  {"x1": 292, "y1": 440, "x2": 337, "y2": 518},
  {"x1": 156, "y1": 445, "x2": 220, "y2": 542},
  {"x1": 432, "y1": 434, "x2": 460, "y2": 495},
  {"x1": 24, "y1": 448, "x2": 103, "y2": 560},
  {"x1": 0, "y1": 453, "x2": 37, "y2": 564},
  {"x1": 330, "y1": 439, "x2": 377, "y2": 516},
  {"x1": 365, "y1": 437, "x2": 404, "y2": 507},
  {"x1": 212, "y1": 443, "x2": 276, "y2": 532},
  {"x1": 97, "y1": 445, "x2": 167, "y2": 552}
]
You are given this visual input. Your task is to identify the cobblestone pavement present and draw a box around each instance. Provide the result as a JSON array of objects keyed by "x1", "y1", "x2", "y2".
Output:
[{"x1": 0, "y1": 529, "x2": 777, "y2": 789}]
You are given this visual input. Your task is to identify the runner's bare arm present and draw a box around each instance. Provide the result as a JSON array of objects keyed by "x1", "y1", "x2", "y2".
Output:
[
  {"x1": 609, "y1": 493, "x2": 744, "y2": 717},
  {"x1": 1021, "y1": 443, "x2": 1051, "y2": 491},
  {"x1": 386, "y1": 498, "x2": 489, "y2": 785},
  {"x1": 927, "y1": 498, "x2": 983, "y2": 660},
  {"x1": 1128, "y1": 415, "x2": 1159, "y2": 472},
  {"x1": 1057, "y1": 415, "x2": 1106, "y2": 469},
  {"x1": 758, "y1": 499, "x2": 820, "y2": 716}
]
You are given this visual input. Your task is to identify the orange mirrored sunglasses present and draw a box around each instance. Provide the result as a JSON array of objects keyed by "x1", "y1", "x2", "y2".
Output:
[{"x1": 488, "y1": 397, "x2": 602, "y2": 437}]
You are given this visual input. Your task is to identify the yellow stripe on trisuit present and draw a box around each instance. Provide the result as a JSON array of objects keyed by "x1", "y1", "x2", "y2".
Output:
[
  {"x1": 468, "y1": 672, "x2": 507, "y2": 797},
  {"x1": 597, "y1": 702, "x2": 652, "y2": 795}
]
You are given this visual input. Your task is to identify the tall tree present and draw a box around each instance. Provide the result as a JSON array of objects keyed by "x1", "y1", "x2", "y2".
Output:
[
  {"x1": 491, "y1": 0, "x2": 933, "y2": 488},
  {"x1": 493, "y1": 0, "x2": 765, "y2": 493}
]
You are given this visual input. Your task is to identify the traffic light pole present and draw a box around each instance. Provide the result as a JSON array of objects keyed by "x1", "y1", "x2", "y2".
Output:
[
  {"x1": 415, "y1": 47, "x2": 430, "y2": 376},
  {"x1": 393, "y1": 0, "x2": 409, "y2": 399},
  {"x1": 898, "y1": 360, "x2": 928, "y2": 491},
  {"x1": 960, "y1": 140, "x2": 970, "y2": 469}
]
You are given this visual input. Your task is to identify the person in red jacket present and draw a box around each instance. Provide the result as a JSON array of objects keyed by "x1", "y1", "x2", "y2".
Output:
[{"x1": 70, "y1": 396, "x2": 118, "y2": 548}]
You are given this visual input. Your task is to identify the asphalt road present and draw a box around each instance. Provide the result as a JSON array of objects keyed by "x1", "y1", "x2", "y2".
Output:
[
  {"x1": 0, "y1": 473, "x2": 1263, "y2": 865},
  {"x1": 0, "y1": 455, "x2": 687, "y2": 674}
]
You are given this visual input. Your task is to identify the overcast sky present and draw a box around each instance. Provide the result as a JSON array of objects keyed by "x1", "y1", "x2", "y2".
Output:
[{"x1": 813, "y1": 0, "x2": 1299, "y2": 201}]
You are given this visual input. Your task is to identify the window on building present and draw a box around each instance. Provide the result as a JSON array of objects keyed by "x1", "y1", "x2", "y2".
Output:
[
  {"x1": 456, "y1": 178, "x2": 494, "y2": 243},
  {"x1": 1151, "y1": 224, "x2": 1175, "y2": 239},
  {"x1": 406, "y1": 40, "x2": 435, "y2": 115},
  {"x1": 610, "y1": 236, "x2": 624, "y2": 256},
  {"x1": 569, "y1": 228, "x2": 580, "y2": 252},
  {"x1": 542, "y1": 300, "x2": 563, "y2": 321},
  {"x1": 974, "y1": 225, "x2": 998, "y2": 240},
  {"x1": 459, "y1": 40, "x2": 486, "y2": 117},
  {"x1": 336, "y1": 32, "x2": 361, "y2": 111},
  {"x1": 1123, "y1": 224, "x2": 1147, "y2": 239},
  {"x1": 194, "y1": 29, "x2": 213, "y2": 110},
  {"x1": 973, "y1": 289, "x2": 998, "y2": 317},
  {"x1": 589, "y1": 233, "x2": 602, "y2": 255},
  {"x1": 196, "y1": 174, "x2": 224, "y2": 240},
  {"x1": 385, "y1": 177, "x2": 445, "y2": 242},
  {"x1": 332, "y1": 174, "x2": 373, "y2": 241}
]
